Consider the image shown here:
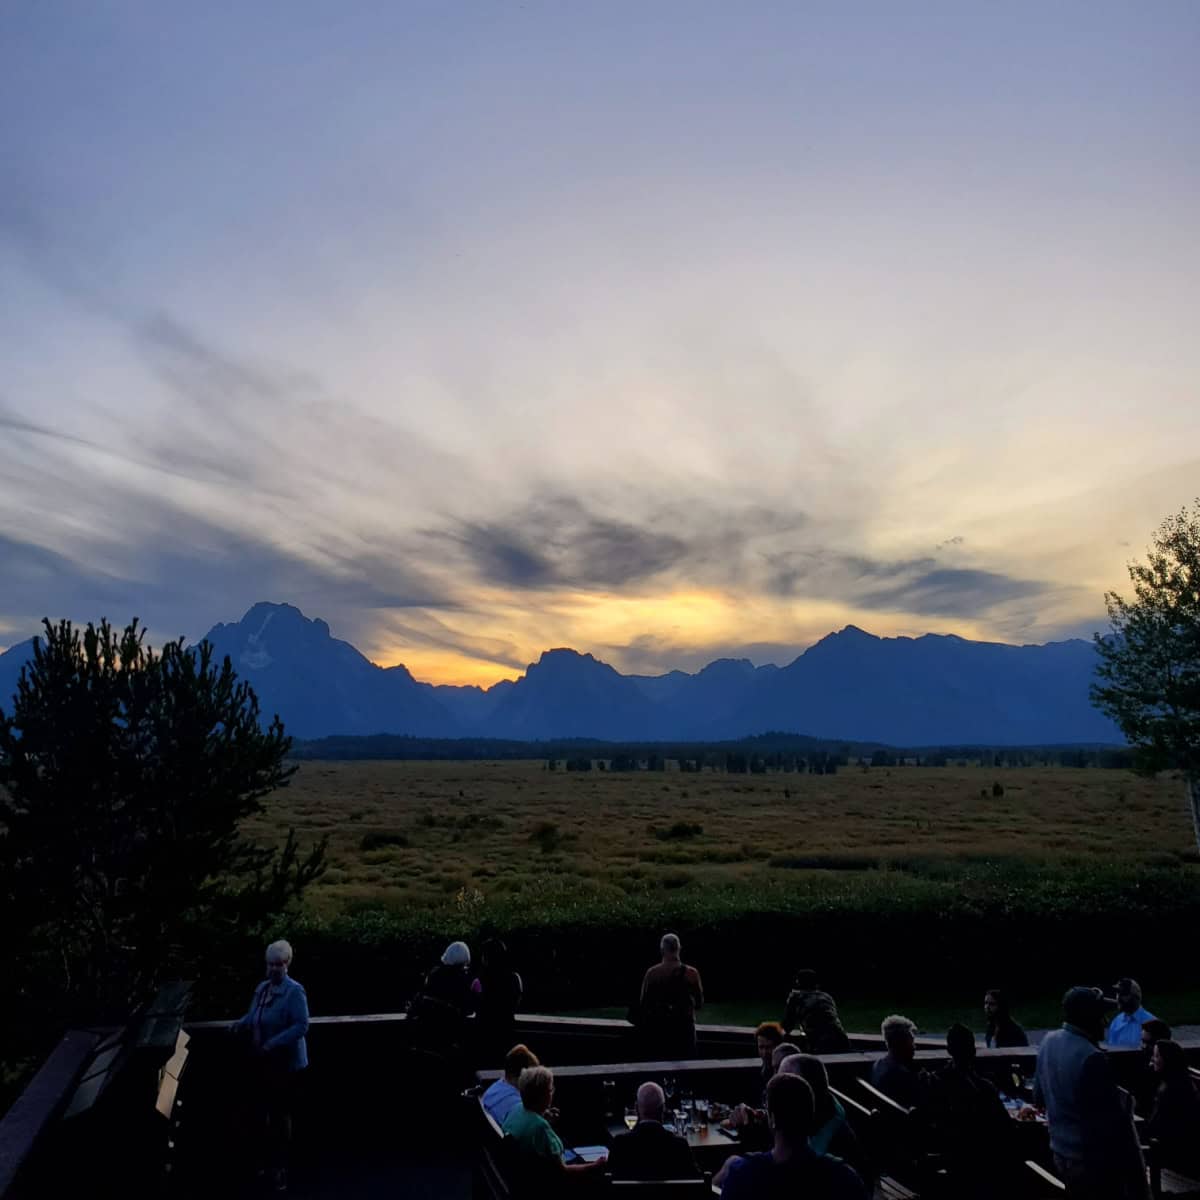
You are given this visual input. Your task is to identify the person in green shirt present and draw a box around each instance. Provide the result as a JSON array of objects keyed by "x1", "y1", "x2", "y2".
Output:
[{"x1": 502, "y1": 1065, "x2": 607, "y2": 1180}]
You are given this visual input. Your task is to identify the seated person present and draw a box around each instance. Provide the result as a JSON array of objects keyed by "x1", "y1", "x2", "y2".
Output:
[
  {"x1": 755, "y1": 1022, "x2": 787, "y2": 1096},
  {"x1": 716, "y1": 1074, "x2": 868, "y2": 1199},
  {"x1": 733, "y1": 1043, "x2": 801, "y2": 1148},
  {"x1": 783, "y1": 969, "x2": 852, "y2": 1054},
  {"x1": 1147, "y1": 1039, "x2": 1200, "y2": 1172},
  {"x1": 870, "y1": 1015, "x2": 926, "y2": 1110},
  {"x1": 923, "y1": 1024, "x2": 1015, "y2": 1198},
  {"x1": 1105, "y1": 977, "x2": 1157, "y2": 1048},
  {"x1": 983, "y1": 989, "x2": 1028, "y2": 1048},
  {"x1": 607, "y1": 1081, "x2": 699, "y2": 1180},
  {"x1": 503, "y1": 1066, "x2": 607, "y2": 1181},
  {"x1": 780, "y1": 1054, "x2": 862, "y2": 1163},
  {"x1": 482, "y1": 1043, "x2": 539, "y2": 1128},
  {"x1": 1138, "y1": 1020, "x2": 1172, "y2": 1115}
]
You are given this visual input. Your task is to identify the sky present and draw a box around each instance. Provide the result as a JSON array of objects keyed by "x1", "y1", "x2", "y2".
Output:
[{"x1": 2, "y1": 1, "x2": 1198, "y2": 686}]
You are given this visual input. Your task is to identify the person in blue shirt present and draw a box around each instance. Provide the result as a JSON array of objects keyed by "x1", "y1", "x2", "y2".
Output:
[
  {"x1": 1105, "y1": 978, "x2": 1157, "y2": 1048},
  {"x1": 481, "y1": 1044, "x2": 539, "y2": 1128},
  {"x1": 718, "y1": 1074, "x2": 867, "y2": 1199},
  {"x1": 232, "y1": 939, "x2": 310, "y2": 1193}
]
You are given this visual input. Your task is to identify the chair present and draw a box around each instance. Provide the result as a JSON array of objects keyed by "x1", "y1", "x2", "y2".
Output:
[{"x1": 1025, "y1": 1159, "x2": 1066, "y2": 1195}]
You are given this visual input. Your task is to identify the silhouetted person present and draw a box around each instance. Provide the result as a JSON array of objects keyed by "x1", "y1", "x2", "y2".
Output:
[
  {"x1": 637, "y1": 933, "x2": 704, "y2": 1058},
  {"x1": 1146, "y1": 1040, "x2": 1200, "y2": 1174},
  {"x1": 781, "y1": 1053, "x2": 870, "y2": 1186},
  {"x1": 607, "y1": 1081, "x2": 700, "y2": 1180},
  {"x1": 870, "y1": 1015, "x2": 925, "y2": 1110},
  {"x1": 1137, "y1": 1020, "x2": 1172, "y2": 1115},
  {"x1": 925, "y1": 1024, "x2": 1016, "y2": 1199},
  {"x1": 408, "y1": 941, "x2": 475, "y2": 1057},
  {"x1": 984, "y1": 989, "x2": 1028, "y2": 1049},
  {"x1": 1032, "y1": 986, "x2": 1148, "y2": 1200},
  {"x1": 472, "y1": 937, "x2": 523, "y2": 1056},
  {"x1": 1106, "y1": 977, "x2": 1156, "y2": 1048},
  {"x1": 717, "y1": 1074, "x2": 868, "y2": 1199},
  {"x1": 783, "y1": 969, "x2": 851, "y2": 1054}
]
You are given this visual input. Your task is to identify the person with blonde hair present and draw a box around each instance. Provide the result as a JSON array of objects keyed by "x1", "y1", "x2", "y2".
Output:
[
  {"x1": 231, "y1": 939, "x2": 310, "y2": 1193},
  {"x1": 502, "y1": 1065, "x2": 607, "y2": 1180},
  {"x1": 870, "y1": 1015, "x2": 924, "y2": 1109}
]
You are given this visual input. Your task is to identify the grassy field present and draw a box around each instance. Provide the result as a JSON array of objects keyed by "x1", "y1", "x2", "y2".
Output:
[
  {"x1": 226, "y1": 760, "x2": 1200, "y2": 1025},
  {"x1": 248, "y1": 760, "x2": 1194, "y2": 919}
]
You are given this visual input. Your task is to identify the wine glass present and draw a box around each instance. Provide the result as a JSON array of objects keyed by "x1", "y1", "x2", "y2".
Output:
[{"x1": 624, "y1": 1105, "x2": 638, "y2": 1131}]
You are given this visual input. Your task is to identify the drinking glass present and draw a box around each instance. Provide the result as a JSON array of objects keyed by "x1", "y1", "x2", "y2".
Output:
[{"x1": 624, "y1": 1105, "x2": 638, "y2": 1131}]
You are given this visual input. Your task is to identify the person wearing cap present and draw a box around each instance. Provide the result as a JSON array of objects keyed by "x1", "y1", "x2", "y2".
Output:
[
  {"x1": 407, "y1": 941, "x2": 476, "y2": 1054},
  {"x1": 1030, "y1": 986, "x2": 1149, "y2": 1199},
  {"x1": 1105, "y1": 979, "x2": 1157, "y2": 1049}
]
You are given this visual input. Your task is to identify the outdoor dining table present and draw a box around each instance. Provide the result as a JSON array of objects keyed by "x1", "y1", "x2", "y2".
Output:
[{"x1": 605, "y1": 1118, "x2": 742, "y2": 1168}]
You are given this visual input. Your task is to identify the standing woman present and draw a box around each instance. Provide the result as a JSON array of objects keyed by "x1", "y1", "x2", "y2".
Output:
[{"x1": 232, "y1": 939, "x2": 310, "y2": 1193}]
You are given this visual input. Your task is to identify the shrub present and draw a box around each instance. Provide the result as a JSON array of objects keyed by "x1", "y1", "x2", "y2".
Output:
[
  {"x1": 655, "y1": 821, "x2": 703, "y2": 841},
  {"x1": 359, "y1": 830, "x2": 409, "y2": 851}
]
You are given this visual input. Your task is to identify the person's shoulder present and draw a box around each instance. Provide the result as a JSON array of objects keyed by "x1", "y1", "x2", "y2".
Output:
[
  {"x1": 283, "y1": 976, "x2": 306, "y2": 994},
  {"x1": 817, "y1": 1153, "x2": 868, "y2": 1196}
]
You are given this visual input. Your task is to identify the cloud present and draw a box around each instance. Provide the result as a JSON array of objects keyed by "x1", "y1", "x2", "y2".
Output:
[{"x1": 860, "y1": 566, "x2": 1051, "y2": 618}]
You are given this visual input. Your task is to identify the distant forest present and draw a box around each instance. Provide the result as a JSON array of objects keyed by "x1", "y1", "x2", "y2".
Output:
[{"x1": 292, "y1": 730, "x2": 1133, "y2": 770}]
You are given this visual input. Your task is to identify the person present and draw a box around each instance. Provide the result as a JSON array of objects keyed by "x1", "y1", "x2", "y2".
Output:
[
  {"x1": 1030, "y1": 986, "x2": 1148, "y2": 1200},
  {"x1": 870, "y1": 1015, "x2": 925, "y2": 1110},
  {"x1": 924, "y1": 1025, "x2": 1015, "y2": 1198},
  {"x1": 984, "y1": 989, "x2": 1029, "y2": 1049},
  {"x1": 1137, "y1": 1020, "x2": 1172, "y2": 1115},
  {"x1": 755, "y1": 1022, "x2": 787, "y2": 1094},
  {"x1": 637, "y1": 933, "x2": 704, "y2": 1058},
  {"x1": 606, "y1": 1081, "x2": 700, "y2": 1180},
  {"x1": 1146, "y1": 1039, "x2": 1200, "y2": 1172},
  {"x1": 780, "y1": 1053, "x2": 866, "y2": 1176},
  {"x1": 783, "y1": 970, "x2": 852, "y2": 1054},
  {"x1": 502, "y1": 1065, "x2": 607, "y2": 1183},
  {"x1": 408, "y1": 941, "x2": 475, "y2": 1052},
  {"x1": 716, "y1": 1074, "x2": 868, "y2": 1199},
  {"x1": 482, "y1": 1044, "x2": 539, "y2": 1128},
  {"x1": 472, "y1": 938, "x2": 523, "y2": 1055},
  {"x1": 1105, "y1": 978, "x2": 1157, "y2": 1048},
  {"x1": 231, "y1": 939, "x2": 310, "y2": 1193},
  {"x1": 732, "y1": 1042, "x2": 802, "y2": 1148}
]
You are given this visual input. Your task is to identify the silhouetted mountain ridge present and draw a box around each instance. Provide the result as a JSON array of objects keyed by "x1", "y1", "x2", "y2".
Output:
[{"x1": 0, "y1": 603, "x2": 1120, "y2": 745}]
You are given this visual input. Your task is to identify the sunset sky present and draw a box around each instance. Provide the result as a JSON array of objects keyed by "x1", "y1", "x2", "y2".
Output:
[{"x1": 2, "y1": 2, "x2": 1198, "y2": 686}]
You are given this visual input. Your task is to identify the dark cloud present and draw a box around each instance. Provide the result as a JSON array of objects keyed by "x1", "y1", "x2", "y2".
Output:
[{"x1": 860, "y1": 566, "x2": 1050, "y2": 617}]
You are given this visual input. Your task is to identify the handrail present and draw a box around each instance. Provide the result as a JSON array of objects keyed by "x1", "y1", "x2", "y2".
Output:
[{"x1": 0, "y1": 1030, "x2": 98, "y2": 1198}]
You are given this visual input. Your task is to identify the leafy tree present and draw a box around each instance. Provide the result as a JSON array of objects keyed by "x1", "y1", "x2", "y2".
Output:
[
  {"x1": 0, "y1": 618, "x2": 326, "y2": 1019},
  {"x1": 1092, "y1": 501, "x2": 1200, "y2": 849}
]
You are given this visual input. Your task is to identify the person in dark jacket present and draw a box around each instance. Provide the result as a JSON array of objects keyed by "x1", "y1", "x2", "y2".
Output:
[
  {"x1": 1146, "y1": 1040, "x2": 1200, "y2": 1172},
  {"x1": 607, "y1": 1081, "x2": 700, "y2": 1180},
  {"x1": 781, "y1": 1053, "x2": 871, "y2": 1187},
  {"x1": 924, "y1": 1024, "x2": 1016, "y2": 1199},
  {"x1": 783, "y1": 970, "x2": 852, "y2": 1054},
  {"x1": 471, "y1": 938, "x2": 523, "y2": 1056},
  {"x1": 409, "y1": 941, "x2": 475, "y2": 1056},
  {"x1": 870, "y1": 1015, "x2": 926, "y2": 1110},
  {"x1": 984, "y1": 989, "x2": 1029, "y2": 1049},
  {"x1": 231, "y1": 939, "x2": 310, "y2": 1193}
]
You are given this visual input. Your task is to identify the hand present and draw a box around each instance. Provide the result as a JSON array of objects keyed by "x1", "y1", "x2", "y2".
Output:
[
  {"x1": 1016, "y1": 1105, "x2": 1040, "y2": 1122},
  {"x1": 545, "y1": 1106, "x2": 561, "y2": 1125},
  {"x1": 730, "y1": 1103, "x2": 751, "y2": 1128}
]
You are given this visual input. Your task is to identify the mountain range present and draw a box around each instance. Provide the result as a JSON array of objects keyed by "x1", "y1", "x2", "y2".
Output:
[{"x1": 0, "y1": 601, "x2": 1121, "y2": 745}]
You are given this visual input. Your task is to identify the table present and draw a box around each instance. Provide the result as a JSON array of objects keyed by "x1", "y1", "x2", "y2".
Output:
[{"x1": 605, "y1": 1119, "x2": 741, "y2": 1167}]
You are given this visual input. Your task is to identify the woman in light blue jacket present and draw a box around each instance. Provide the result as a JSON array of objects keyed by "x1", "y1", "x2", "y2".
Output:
[{"x1": 232, "y1": 939, "x2": 310, "y2": 1191}]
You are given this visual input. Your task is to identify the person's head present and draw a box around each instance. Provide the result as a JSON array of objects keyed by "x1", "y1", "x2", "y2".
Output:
[
  {"x1": 755, "y1": 1021, "x2": 786, "y2": 1065},
  {"x1": 265, "y1": 939, "x2": 293, "y2": 985},
  {"x1": 1062, "y1": 986, "x2": 1109, "y2": 1041},
  {"x1": 771, "y1": 1042, "x2": 802, "y2": 1073},
  {"x1": 780, "y1": 1054, "x2": 833, "y2": 1128},
  {"x1": 1152, "y1": 1039, "x2": 1188, "y2": 1081},
  {"x1": 881, "y1": 1015, "x2": 917, "y2": 1063},
  {"x1": 765, "y1": 1073, "x2": 815, "y2": 1144},
  {"x1": 1142, "y1": 1019, "x2": 1172, "y2": 1055},
  {"x1": 983, "y1": 989, "x2": 1009, "y2": 1023},
  {"x1": 792, "y1": 968, "x2": 819, "y2": 992},
  {"x1": 946, "y1": 1023, "x2": 976, "y2": 1066},
  {"x1": 481, "y1": 938, "x2": 509, "y2": 972},
  {"x1": 517, "y1": 1065, "x2": 554, "y2": 1114},
  {"x1": 660, "y1": 932, "x2": 681, "y2": 961},
  {"x1": 441, "y1": 941, "x2": 471, "y2": 970},
  {"x1": 1113, "y1": 977, "x2": 1143, "y2": 1015},
  {"x1": 503, "y1": 1044, "x2": 539, "y2": 1084},
  {"x1": 635, "y1": 1081, "x2": 666, "y2": 1123}
]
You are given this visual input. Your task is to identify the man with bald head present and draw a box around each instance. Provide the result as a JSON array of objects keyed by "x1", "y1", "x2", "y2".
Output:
[{"x1": 606, "y1": 1081, "x2": 700, "y2": 1181}]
